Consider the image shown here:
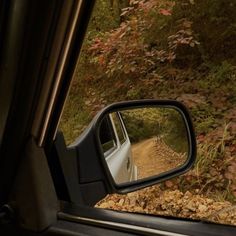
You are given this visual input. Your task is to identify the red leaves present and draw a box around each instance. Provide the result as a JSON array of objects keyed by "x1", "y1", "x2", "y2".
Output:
[
  {"x1": 88, "y1": 37, "x2": 102, "y2": 52},
  {"x1": 177, "y1": 94, "x2": 206, "y2": 108},
  {"x1": 165, "y1": 180, "x2": 174, "y2": 188},
  {"x1": 98, "y1": 55, "x2": 105, "y2": 66},
  {"x1": 159, "y1": 8, "x2": 172, "y2": 16},
  {"x1": 88, "y1": 1, "x2": 198, "y2": 80},
  {"x1": 168, "y1": 19, "x2": 200, "y2": 51},
  {"x1": 225, "y1": 161, "x2": 236, "y2": 197},
  {"x1": 130, "y1": 0, "x2": 140, "y2": 5},
  {"x1": 88, "y1": 0, "x2": 194, "y2": 78}
]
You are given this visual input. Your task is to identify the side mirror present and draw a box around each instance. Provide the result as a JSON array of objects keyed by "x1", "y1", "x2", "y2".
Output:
[
  {"x1": 99, "y1": 107, "x2": 191, "y2": 186},
  {"x1": 71, "y1": 100, "x2": 196, "y2": 196}
]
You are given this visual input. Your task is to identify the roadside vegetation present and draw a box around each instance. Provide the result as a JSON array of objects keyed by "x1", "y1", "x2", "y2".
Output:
[
  {"x1": 120, "y1": 107, "x2": 188, "y2": 152},
  {"x1": 60, "y1": 0, "x2": 236, "y2": 225}
]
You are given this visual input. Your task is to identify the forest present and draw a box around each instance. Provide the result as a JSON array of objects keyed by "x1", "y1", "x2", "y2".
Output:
[{"x1": 60, "y1": 0, "x2": 236, "y2": 225}]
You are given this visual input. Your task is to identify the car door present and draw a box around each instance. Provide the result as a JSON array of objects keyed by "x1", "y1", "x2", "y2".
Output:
[
  {"x1": 103, "y1": 112, "x2": 137, "y2": 184},
  {"x1": 115, "y1": 112, "x2": 138, "y2": 182},
  {"x1": 100, "y1": 113, "x2": 131, "y2": 183},
  {"x1": 1, "y1": 1, "x2": 236, "y2": 236}
]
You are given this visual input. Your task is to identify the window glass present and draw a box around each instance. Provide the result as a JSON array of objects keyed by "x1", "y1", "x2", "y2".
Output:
[
  {"x1": 59, "y1": 0, "x2": 236, "y2": 227},
  {"x1": 99, "y1": 116, "x2": 117, "y2": 154},
  {"x1": 111, "y1": 112, "x2": 126, "y2": 145}
]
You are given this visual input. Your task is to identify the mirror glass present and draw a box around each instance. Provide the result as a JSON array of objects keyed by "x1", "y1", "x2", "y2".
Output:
[{"x1": 98, "y1": 107, "x2": 189, "y2": 185}]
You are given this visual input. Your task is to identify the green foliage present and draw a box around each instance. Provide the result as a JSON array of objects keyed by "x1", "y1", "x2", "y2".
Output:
[
  {"x1": 191, "y1": 105, "x2": 218, "y2": 134},
  {"x1": 59, "y1": 88, "x2": 93, "y2": 145},
  {"x1": 121, "y1": 108, "x2": 162, "y2": 143},
  {"x1": 89, "y1": 0, "x2": 120, "y2": 36},
  {"x1": 126, "y1": 87, "x2": 143, "y2": 99},
  {"x1": 161, "y1": 109, "x2": 188, "y2": 153},
  {"x1": 75, "y1": 0, "x2": 121, "y2": 79},
  {"x1": 181, "y1": 125, "x2": 235, "y2": 202},
  {"x1": 120, "y1": 108, "x2": 188, "y2": 153},
  {"x1": 208, "y1": 61, "x2": 236, "y2": 84},
  {"x1": 173, "y1": 0, "x2": 236, "y2": 63}
]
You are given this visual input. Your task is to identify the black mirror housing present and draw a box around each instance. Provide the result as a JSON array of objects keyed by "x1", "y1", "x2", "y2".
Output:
[
  {"x1": 62, "y1": 100, "x2": 196, "y2": 206},
  {"x1": 69, "y1": 99, "x2": 196, "y2": 200}
]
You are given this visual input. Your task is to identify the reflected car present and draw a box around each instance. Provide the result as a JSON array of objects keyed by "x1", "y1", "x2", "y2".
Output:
[{"x1": 99, "y1": 112, "x2": 138, "y2": 184}]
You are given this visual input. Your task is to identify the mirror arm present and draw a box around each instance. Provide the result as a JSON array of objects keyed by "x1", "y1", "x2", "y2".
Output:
[{"x1": 71, "y1": 126, "x2": 113, "y2": 205}]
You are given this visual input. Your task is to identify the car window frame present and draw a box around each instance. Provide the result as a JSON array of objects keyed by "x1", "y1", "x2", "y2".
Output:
[
  {"x1": 100, "y1": 115, "x2": 118, "y2": 157},
  {"x1": 111, "y1": 112, "x2": 127, "y2": 146}
]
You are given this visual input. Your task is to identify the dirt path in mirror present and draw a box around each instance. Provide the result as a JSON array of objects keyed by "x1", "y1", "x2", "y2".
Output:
[{"x1": 131, "y1": 138, "x2": 186, "y2": 179}]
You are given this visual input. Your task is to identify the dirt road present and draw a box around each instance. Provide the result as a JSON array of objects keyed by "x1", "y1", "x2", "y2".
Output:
[{"x1": 132, "y1": 138, "x2": 186, "y2": 179}]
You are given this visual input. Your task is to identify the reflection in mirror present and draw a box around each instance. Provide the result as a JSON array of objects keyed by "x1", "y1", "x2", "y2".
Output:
[{"x1": 99, "y1": 107, "x2": 189, "y2": 185}]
